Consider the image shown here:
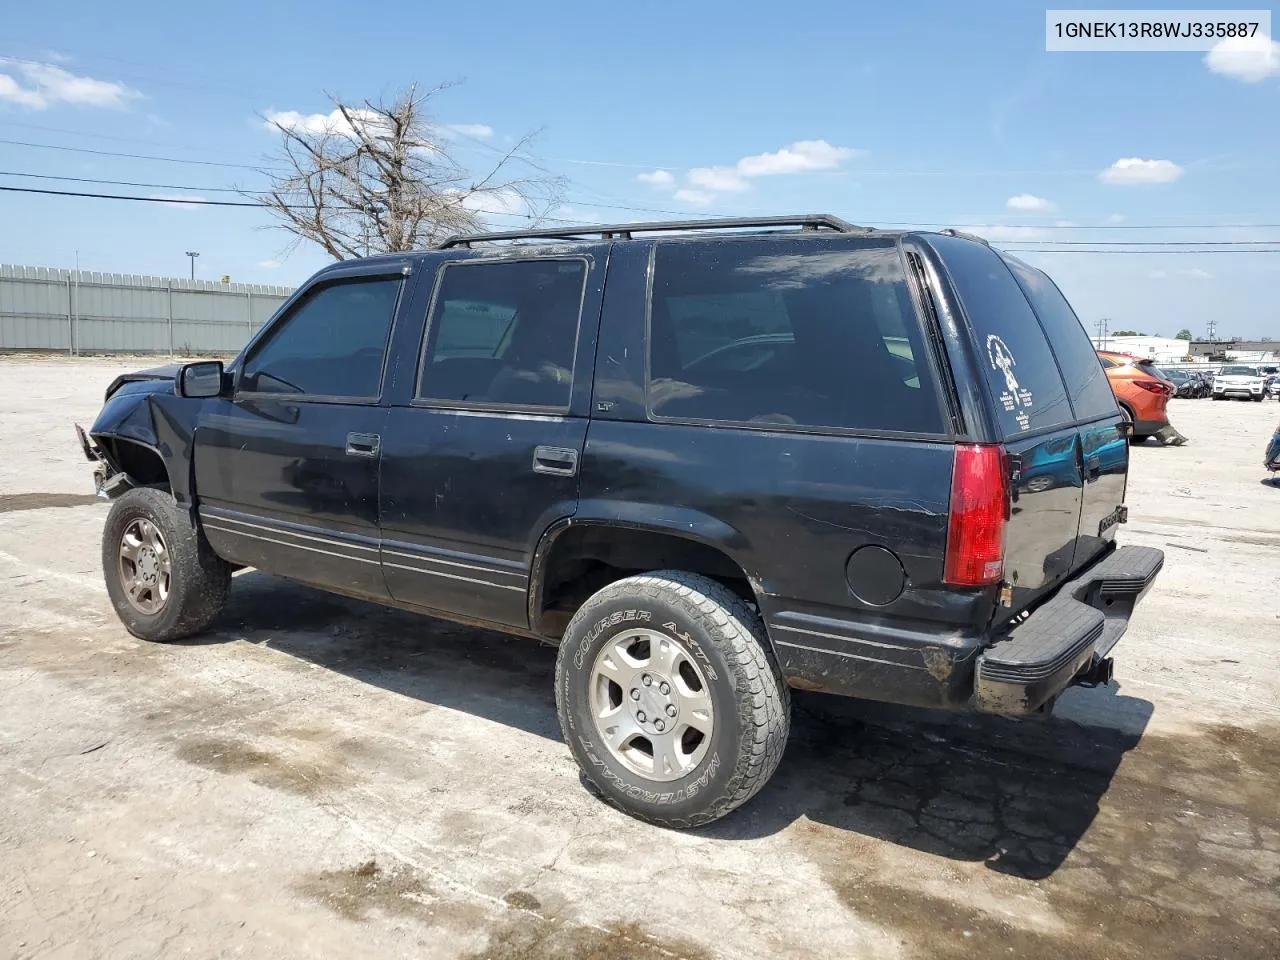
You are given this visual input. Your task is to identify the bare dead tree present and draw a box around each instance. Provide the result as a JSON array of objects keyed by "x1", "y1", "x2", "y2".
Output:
[{"x1": 254, "y1": 84, "x2": 565, "y2": 259}]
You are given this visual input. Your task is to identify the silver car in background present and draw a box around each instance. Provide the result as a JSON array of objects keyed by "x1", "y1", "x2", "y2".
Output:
[{"x1": 1212, "y1": 364, "x2": 1266, "y2": 402}]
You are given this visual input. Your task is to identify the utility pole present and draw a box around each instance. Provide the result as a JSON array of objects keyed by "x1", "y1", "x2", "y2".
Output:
[
  {"x1": 185, "y1": 250, "x2": 200, "y2": 280},
  {"x1": 1205, "y1": 318, "x2": 1218, "y2": 343},
  {"x1": 1096, "y1": 318, "x2": 1109, "y2": 351}
]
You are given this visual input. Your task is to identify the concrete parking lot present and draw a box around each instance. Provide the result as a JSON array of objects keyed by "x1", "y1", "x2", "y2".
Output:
[{"x1": 1, "y1": 357, "x2": 1278, "y2": 960}]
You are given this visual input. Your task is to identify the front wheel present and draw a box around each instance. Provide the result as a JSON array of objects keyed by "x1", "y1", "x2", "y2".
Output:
[
  {"x1": 102, "y1": 487, "x2": 231, "y2": 642},
  {"x1": 555, "y1": 571, "x2": 790, "y2": 828}
]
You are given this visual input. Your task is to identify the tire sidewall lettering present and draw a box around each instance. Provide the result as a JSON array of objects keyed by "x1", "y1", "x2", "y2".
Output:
[{"x1": 565, "y1": 601, "x2": 730, "y2": 808}]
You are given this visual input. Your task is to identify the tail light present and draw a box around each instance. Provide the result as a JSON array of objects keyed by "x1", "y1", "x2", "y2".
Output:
[
  {"x1": 1133, "y1": 379, "x2": 1171, "y2": 396},
  {"x1": 944, "y1": 444, "x2": 1009, "y2": 587}
]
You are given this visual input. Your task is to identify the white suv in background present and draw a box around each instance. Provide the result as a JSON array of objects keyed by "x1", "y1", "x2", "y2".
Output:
[{"x1": 1212, "y1": 365, "x2": 1266, "y2": 401}]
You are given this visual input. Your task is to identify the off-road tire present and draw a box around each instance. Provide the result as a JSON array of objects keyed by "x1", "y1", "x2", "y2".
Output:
[
  {"x1": 555, "y1": 570, "x2": 790, "y2": 828},
  {"x1": 102, "y1": 487, "x2": 231, "y2": 642}
]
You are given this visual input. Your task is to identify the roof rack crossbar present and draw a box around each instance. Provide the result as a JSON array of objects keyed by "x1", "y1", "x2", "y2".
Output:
[{"x1": 437, "y1": 214, "x2": 860, "y2": 249}]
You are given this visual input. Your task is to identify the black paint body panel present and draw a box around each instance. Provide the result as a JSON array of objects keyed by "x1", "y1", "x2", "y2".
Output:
[{"x1": 81, "y1": 227, "x2": 1150, "y2": 715}]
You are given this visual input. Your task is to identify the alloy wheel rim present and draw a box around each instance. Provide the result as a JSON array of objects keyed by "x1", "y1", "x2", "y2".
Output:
[
  {"x1": 118, "y1": 517, "x2": 171, "y2": 615},
  {"x1": 588, "y1": 628, "x2": 715, "y2": 782}
]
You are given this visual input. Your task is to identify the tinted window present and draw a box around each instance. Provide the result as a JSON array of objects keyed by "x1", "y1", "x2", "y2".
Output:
[
  {"x1": 929, "y1": 235, "x2": 1072, "y2": 435},
  {"x1": 648, "y1": 237, "x2": 944, "y2": 434},
  {"x1": 1003, "y1": 257, "x2": 1118, "y2": 420},
  {"x1": 241, "y1": 278, "x2": 401, "y2": 398},
  {"x1": 418, "y1": 259, "x2": 586, "y2": 409}
]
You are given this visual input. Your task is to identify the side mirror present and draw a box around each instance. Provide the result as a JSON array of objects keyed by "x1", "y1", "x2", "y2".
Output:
[{"x1": 177, "y1": 361, "x2": 226, "y2": 399}]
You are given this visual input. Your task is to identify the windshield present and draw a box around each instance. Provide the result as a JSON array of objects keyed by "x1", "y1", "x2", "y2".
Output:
[
  {"x1": 1158, "y1": 368, "x2": 1188, "y2": 381},
  {"x1": 1220, "y1": 366, "x2": 1259, "y2": 376}
]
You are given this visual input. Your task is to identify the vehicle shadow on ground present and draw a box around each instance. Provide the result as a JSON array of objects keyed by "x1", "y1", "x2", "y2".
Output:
[
  {"x1": 207, "y1": 571, "x2": 1153, "y2": 882},
  {"x1": 197, "y1": 571, "x2": 563, "y2": 742},
  {"x1": 702, "y1": 688, "x2": 1153, "y2": 881}
]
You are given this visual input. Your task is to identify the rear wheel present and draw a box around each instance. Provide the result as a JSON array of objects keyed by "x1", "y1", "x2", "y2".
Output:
[
  {"x1": 1118, "y1": 404, "x2": 1142, "y2": 444},
  {"x1": 102, "y1": 487, "x2": 231, "y2": 642},
  {"x1": 555, "y1": 571, "x2": 789, "y2": 828}
]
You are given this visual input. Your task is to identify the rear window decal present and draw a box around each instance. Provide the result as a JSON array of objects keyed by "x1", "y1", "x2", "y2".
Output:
[{"x1": 988, "y1": 334, "x2": 1035, "y2": 430}]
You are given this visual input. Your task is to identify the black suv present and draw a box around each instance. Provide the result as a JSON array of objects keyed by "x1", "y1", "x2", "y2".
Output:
[{"x1": 78, "y1": 214, "x2": 1162, "y2": 827}]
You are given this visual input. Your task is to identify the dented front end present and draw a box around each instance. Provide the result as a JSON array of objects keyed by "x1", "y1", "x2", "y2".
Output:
[{"x1": 74, "y1": 365, "x2": 198, "y2": 503}]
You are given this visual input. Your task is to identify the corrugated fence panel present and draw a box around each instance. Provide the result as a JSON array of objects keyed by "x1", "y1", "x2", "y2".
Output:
[{"x1": 0, "y1": 265, "x2": 298, "y2": 354}]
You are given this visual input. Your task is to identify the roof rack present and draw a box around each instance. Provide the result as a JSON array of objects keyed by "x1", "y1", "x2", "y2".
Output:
[
  {"x1": 939, "y1": 228, "x2": 991, "y2": 246},
  {"x1": 436, "y1": 213, "x2": 861, "y2": 249}
]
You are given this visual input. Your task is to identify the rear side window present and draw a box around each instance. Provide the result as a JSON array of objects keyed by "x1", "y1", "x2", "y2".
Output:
[
  {"x1": 928, "y1": 235, "x2": 1071, "y2": 435},
  {"x1": 648, "y1": 237, "x2": 945, "y2": 434},
  {"x1": 1002, "y1": 257, "x2": 1117, "y2": 421},
  {"x1": 417, "y1": 259, "x2": 586, "y2": 409}
]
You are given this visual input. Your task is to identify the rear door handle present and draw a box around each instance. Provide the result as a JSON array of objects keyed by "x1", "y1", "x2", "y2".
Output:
[
  {"x1": 1085, "y1": 457, "x2": 1101, "y2": 481},
  {"x1": 346, "y1": 432, "x2": 381, "y2": 458},
  {"x1": 533, "y1": 445, "x2": 579, "y2": 477}
]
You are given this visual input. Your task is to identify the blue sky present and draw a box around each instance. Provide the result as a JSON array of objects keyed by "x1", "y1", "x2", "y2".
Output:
[{"x1": 2, "y1": 0, "x2": 1279, "y2": 336}]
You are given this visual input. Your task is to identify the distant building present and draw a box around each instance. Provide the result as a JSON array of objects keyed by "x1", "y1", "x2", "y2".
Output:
[
  {"x1": 1188, "y1": 339, "x2": 1280, "y2": 363},
  {"x1": 1090, "y1": 335, "x2": 1192, "y2": 364}
]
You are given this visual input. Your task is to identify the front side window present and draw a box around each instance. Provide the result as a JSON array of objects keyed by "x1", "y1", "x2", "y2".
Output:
[
  {"x1": 240, "y1": 277, "x2": 401, "y2": 398},
  {"x1": 647, "y1": 237, "x2": 945, "y2": 433},
  {"x1": 418, "y1": 259, "x2": 587, "y2": 409}
]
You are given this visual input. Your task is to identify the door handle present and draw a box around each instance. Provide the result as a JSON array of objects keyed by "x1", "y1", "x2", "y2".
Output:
[
  {"x1": 1085, "y1": 457, "x2": 1101, "y2": 482},
  {"x1": 346, "y1": 432, "x2": 381, "y2": 458},
  {"x1": 533, "y1": 445, "x2": 579, "y2": 477}
]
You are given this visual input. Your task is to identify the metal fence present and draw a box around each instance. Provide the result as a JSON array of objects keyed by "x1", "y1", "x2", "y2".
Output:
[{"x1": 0, "y1": 265, "x2": 295, "y2": 355}]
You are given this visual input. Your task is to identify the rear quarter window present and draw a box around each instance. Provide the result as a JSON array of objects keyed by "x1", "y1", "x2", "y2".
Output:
[
  {"x1": 1002, "y1": 256, "x2": 1118, "y2": 421},
  {"x1": 647, "y1": 236, "x2": 946, "y2": 434},
  {"x1": 927, "y1": 235, "x2": 1072, "y2": 436}
]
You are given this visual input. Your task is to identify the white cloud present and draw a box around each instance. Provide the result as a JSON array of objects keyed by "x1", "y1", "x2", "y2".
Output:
[
  {"x1": 645, "y1": 139, "x2": 862, "y2": 205},
  {"x1": 460, "y1": 187, "x2": 528, "y2": 216},
  {"x1": 1150, "y1": 267, "x2": 1214, "y2": 280},
  {"x1": 1205, "y1": 35, "x2": 1280, "y2": 82},
  {"x1": 1099, "y1": 158, "x2": 1184, "y2": 185},
  {"x1": 638, "y1": 169, "x2": 676, "y2": 187},
  {"x1": 673, "y1": 188, "x2": 714, "y2": 206},
  {"x1": 0, "y1": 58, "x2": 141, "y2": 110},
  {"x1": 442, "y1": 123, "x2": 493, "y2": 138},
  {"x1": 148, "y1": 194, "x2": 208, "y2": 209},
  {"x1": 955, "y1": 224, "x2": 1050, "y2": 241},
  {"x1": 1006, "y1": 193, "x2": 1053, "y2": 212},
  {"x1": 687, "y1": 165, "x2": 750, "y2": 193},
  {"x1": 263, "y1": 107, "x2": 385, "y2": 139},
  {"x1": 257, "y1": 259, "x2": 282, "y2": 269},
  {"x1": 1106, "y1": 213, "x2": 1126, "y2": 224},
  {"x1": 735, "y1": 139, "x2": 860, "y2": 176}
]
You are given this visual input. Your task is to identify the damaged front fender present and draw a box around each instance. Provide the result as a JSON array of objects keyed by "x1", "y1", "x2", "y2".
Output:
[{"x1": 84, "y1": 373, "x2": 202, "y2": 505}]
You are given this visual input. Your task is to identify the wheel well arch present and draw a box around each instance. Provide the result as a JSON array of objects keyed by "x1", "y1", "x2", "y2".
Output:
[
  {"x1": 101, "y1": 437, "x2": 171, "y2": 493},
  {"x1": 530, "y1": 521, "x2": 765, "y2": 641}
]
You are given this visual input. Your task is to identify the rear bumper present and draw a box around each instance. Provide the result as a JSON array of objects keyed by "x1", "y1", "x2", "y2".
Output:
[
  {"x1": 1132, "y1": 417, "x2": 1169, "y2": 438},
  {"x1": 973, "y1": 545, "x2": 1164, "y2": 716}
]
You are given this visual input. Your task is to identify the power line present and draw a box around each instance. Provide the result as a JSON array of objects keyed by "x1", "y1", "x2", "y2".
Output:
[
  {"x1": 5, "y1": 178, "x2": 1280, "y2": 246},
  {"x1": 0, "y1": 185, "x2": 262, "y2": 206},
  {"x1": 0, "y1": 182, "x2": 584, "y2": 222},
  {"x1": 0, "y1": 170, "x2": 244, "y2": 193},
  {"x1": 0, "y1": 137, "x2": 268, "y2": 171},
  {"x1": 0, "y1": 119, "x2": 210, "y2": 150},
  {"x1": 987, "y1": 239, "x2": 1280, "y2": 246},
  {"x1": 1004, "y1": 247, "x2": 1280, "y2": 254}
]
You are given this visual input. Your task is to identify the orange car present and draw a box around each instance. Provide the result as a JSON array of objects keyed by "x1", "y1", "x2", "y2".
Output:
[{"x1": 1097, "y1": 351, "x2": 1178, "y2": 443}]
